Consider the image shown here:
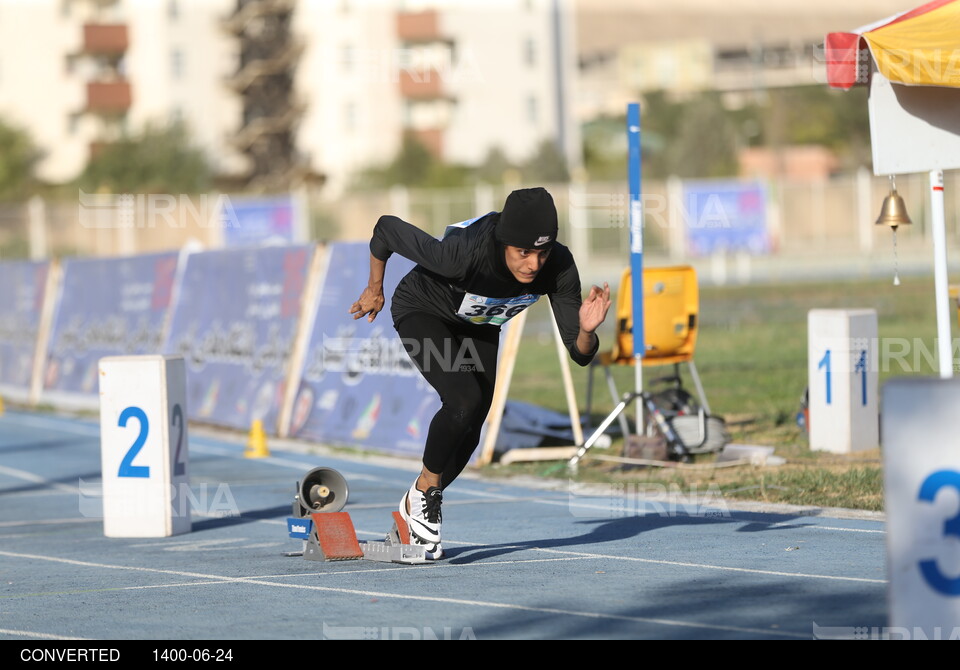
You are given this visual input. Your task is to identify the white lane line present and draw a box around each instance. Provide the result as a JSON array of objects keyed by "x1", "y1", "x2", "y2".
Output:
[
  {"x1": 1, "y1": 413, "x2": 885, "y2": 535},
  {"x1": 0, "y1": 413, "x2": 100, "y2": 436},
  {"x1": 0, "y1": 628, "x2": 90, "y2": 640},
  {"x1": 449, "y1": 493, "x2": 886, "y2": 535},
  {"x1": 526, "y1": 547, "x2": 887, "y2": 584},
  {"x1": 0, "y1": 550, "x2": 802, "y2": 639},
  {"x1": 2, "y1": 558, "x2": 598, "y2": 598},
  {"x1": 1, "y1": 412, "x2": 390, "y2": 481},
  {"x1": 0, "y1": 518, "x2": 100, "y2": 528},
  {"x1": 814, "y1": 526, "x2": 884, "y2": 534},
  {"x1": 0, "y1": 465, "x2": 81, "y2": 494}
]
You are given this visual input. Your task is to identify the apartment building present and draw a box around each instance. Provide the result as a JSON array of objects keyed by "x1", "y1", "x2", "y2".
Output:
[
  {"x1": 0, "y1": 0, "x2": 242, "y2": 184},
  {"x1": 0, "y1": 0, "x2": 581, "y2": 194}
]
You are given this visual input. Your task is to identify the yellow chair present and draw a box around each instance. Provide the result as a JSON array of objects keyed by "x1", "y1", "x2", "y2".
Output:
[{"x1": 572, "y1": 265, "x2": 719, "y2": 468}]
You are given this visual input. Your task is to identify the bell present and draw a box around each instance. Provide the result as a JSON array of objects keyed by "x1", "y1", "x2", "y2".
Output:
[{"x1": 876, "y1": 187, "x2": 912, "y2": 230}]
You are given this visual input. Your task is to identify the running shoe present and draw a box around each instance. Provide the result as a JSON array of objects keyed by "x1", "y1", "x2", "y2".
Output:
[{"x1": 399, "y1": 480, "x2": 442, "y2": 545}]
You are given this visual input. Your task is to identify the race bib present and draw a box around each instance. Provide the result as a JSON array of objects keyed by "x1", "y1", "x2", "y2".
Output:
[{"x1": 456, "y1": 292, "x2": 540, "y2": 325}]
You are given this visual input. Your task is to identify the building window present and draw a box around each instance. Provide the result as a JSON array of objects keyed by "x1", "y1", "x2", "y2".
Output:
[
  {"x1": 171, "y1": 49, "x2": 184, "y2": 79},
  {"x1": 169, "y1": 0, "x2": 179, "y2": 21},
  {"x1": 345, "y1": 101, "x2": 357, "y2": 133},
  {"x1": 524, "y1": 37, "x2": 536, "y2": 67},
  {"x1": 527, "y1": 96, "x2": 538, "y2": 124}
]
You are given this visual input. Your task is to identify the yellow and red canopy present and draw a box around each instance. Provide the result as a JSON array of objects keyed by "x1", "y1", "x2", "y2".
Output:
[{"x1": 826, "y1": 0, "x2": 960, "y2": 89}]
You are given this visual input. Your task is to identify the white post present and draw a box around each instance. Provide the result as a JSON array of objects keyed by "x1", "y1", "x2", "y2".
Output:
[
  {"x1": 666, "y1": 175, "x2": 685, "y2": 260},
  {"x1": 566, "y1": 181, "x2": 589, "y2": 268},
  {"x1": 27, "y1": 196, "x2": 48, "y2": 260},
  {"x1": 475, "y1": 182, "x2": 495, "y2": 216},
  {"x1": 389, "y1": 185, "x2": 410, "y2": 221},
  {"x1": 857, "y1": 167, "x2": 874, "y2": 254},
  {"x1": 930, "y1": 170, "x2": 953, "y2": 378}
]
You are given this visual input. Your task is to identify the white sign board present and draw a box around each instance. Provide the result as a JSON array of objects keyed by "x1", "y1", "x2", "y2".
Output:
[
  {"x1": 98, "y1": 355, "x2": 191, "y2": 538},
  {"x1": 882, "y1": 378, "x2": 960, "y2": 636},
  {"x1": 807, "y1": 309, "x2": 879, "y2": 453},
  {"x1": 868, "y1": 69, "x2": 960, "y2": 176}
]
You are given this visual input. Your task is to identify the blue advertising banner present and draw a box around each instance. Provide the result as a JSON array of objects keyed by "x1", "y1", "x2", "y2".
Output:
[
  {"x1": 683, "y1": 180, "x2": 770, "y2": 256},
  {"x1": 222, "y1": 195, "x2": 299, "y2": 248},
  {"x1": 286, "y1": 242, "x2": 442, "y2": 459},
  {"x1": 0, "y1": 260, "x2": 49, "y2": 397},
  {"x1": 162, "y1": 245, "x2": 313, "y2": 433},
  {"x1": 42, "y1": 252, "x2": 178, "y2": 404}
]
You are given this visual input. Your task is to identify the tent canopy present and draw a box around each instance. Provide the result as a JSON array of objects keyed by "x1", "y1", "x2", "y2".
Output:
[{"x1": 826, "y1": 0, "x2": 960, "y2": 90}]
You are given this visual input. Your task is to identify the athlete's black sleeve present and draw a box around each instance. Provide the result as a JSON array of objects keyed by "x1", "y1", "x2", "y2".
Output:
[
  {"x1": 549, "y1": 247, "x2": 599, "y2": 367},
  {"x1": 369, "y1": 215, "x2": 468, "y2": 282}
]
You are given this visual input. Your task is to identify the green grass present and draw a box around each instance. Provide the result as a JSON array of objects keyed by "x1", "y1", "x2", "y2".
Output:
[{"x1": 490, "y1": 275, "x2": 944, "y2": 511}]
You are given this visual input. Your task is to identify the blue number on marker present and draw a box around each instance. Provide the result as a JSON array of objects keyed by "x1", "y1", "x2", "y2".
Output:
[
  {"x1": 917, "y1": 469, "x2": 960, "y2": 596},
  {"x1": 854, "y1": 349, "x2": 867, "y2": 407},
  {"x1": 172, "y1": 403, "x2": 185, "y2": 477},
  {"x1": 117, "y1": 406, "x2": 150, "y2": 479},
  {"x1": 818, "y1": 349, "x2": 832, "y2": 405}
]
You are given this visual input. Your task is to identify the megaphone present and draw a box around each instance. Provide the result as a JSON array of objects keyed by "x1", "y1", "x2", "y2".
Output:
[{"x1": 294, "y1": 467, "x2": 349, "y2": 516}]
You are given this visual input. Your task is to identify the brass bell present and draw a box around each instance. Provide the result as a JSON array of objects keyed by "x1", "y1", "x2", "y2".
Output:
[{"x1": 876, "y1": 187, "x2": 912, "y2": 230}]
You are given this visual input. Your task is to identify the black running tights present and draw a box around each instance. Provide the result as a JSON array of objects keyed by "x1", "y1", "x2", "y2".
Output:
[{"x1": 395, "y1": 313, "x2": 500, "y2": 489}]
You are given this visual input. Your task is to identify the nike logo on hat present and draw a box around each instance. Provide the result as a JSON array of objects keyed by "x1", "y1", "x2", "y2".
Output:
[{"x1": 534, "y1": 236, "x2": 551, "y2": 247}]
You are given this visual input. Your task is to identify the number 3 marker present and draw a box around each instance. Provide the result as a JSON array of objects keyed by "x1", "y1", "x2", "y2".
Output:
[{"x1": 917, "y1": 469, "x2": 960, "y2": 596}]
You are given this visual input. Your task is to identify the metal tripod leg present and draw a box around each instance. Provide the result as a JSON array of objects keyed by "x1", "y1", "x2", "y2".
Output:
[
  {"x1": 568, "y1": 391, "x2": 642, "y2": 472},
  {"x1": 584, "y1": 359, "x2": 632, "y2": 440},
  {"x1": 603, "y1": 366, "x2": 633, "y2": 439},
  {"x1": 687, "y1": 359, "x2": 710, "y2": 415}
]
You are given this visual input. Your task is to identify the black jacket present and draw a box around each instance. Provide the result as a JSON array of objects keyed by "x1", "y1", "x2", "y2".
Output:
[{"x1": 369, "y1": 212, "x2": 598, "y2": 366}]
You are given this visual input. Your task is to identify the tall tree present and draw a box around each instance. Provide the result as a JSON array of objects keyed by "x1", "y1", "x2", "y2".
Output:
[
  {"x1": 78, "y1": 121, "x2": 210, "y2": 194},
  {"x1": 0, "y1": 117, "x2": 39, "y2": 200}
]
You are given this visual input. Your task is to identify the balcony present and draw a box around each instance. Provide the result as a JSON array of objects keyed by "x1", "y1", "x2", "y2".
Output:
[
  {"x1": 87, "y1": 81, "x2": 131, "y2": 114},
  {"x1": 83, "y1": 24, "x2": 128, "y2": 55},
  {"x1": 399, "y1": 68, "x2": 447, "y2": 99},
  {"x1": 396, "y1": 10, "x2": 441, "y2": 43}
]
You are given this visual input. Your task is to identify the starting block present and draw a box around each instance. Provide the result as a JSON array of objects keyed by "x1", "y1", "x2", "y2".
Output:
[
  {"x1": 285, "y1": 467, "x2": 428, "y2": 564},
  {"x1": 285, "y1": 511, "x2": 427, "y2": 564},
  {"x1": 362, "y1": 511, "x2": 427, "y2": 564},
  {"x1": 288, "y1": 512, "x2": 364, "y2": 562}
]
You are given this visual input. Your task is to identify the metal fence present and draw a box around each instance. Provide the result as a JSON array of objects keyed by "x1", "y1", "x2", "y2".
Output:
[{"x1": 2, "y1": 170, "x2": 959, "y2": 286}]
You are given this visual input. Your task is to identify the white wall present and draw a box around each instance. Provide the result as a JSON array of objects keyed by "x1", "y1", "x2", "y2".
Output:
[
  {"x1": 296, "y1": 0, "x2": 403, "y2": 194},
  {"x1": 0, "y1": 0, "x2": 87, "y2": 183},
  {"x1": 125, "y1": 0, "x2": 243, "y2": 176}
]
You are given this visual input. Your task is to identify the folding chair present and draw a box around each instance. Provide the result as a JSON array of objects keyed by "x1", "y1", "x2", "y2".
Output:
[{"x1": 572, "y1": 265, "x2": 722, "y2": 468}]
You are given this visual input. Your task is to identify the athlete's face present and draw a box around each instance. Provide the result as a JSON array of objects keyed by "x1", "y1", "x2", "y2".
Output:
[{"x1": 504, "y1": 245, "x2": 551, "y2": 283}]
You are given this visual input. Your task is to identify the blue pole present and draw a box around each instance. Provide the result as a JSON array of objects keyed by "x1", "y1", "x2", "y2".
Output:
[{"x1": 627, "y1": 103, "x2": 644, "y2": 433}]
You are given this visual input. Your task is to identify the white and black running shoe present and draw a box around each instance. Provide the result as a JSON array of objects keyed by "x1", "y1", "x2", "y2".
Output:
[
  {"x1": 413, "y1": 537, "x2": 444, "y2": 561},
  {"x1": 400, "y1": 480, "x2": 442, "y2": 546}
]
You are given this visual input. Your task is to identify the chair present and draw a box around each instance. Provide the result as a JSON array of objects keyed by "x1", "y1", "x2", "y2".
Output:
[{"x1": 572, "y1": 265, "x2": 721, "y2": 468}]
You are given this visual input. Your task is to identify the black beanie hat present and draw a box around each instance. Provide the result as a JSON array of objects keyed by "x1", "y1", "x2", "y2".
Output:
[{"x1": 495, "y1": 187, "x2": 558, "y2": 249}]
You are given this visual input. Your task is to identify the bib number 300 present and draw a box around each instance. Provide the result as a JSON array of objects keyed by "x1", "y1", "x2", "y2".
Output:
[{"x1": 456, "y1": 293, "x2": 539, "y2": 326}]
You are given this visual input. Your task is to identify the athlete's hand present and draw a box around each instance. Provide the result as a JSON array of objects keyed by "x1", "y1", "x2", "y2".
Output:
[
  {"x1": 579, "y1": 282, "x2": 611, "y2": 334},
  {"x1": 350, "y1": 285, "x2": 385, "y2": 322}
]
